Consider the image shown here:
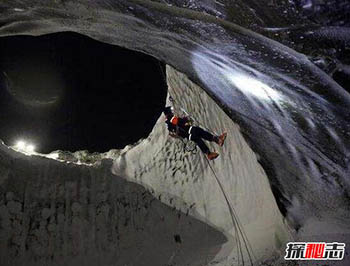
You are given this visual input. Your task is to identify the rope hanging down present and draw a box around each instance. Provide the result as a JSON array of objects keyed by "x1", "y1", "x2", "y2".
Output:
[
  {"x1": 204, "y1": 156, "x2": 256, "y2": 266},
  {"x1": 159, "y1": 61, "x2": 256, "y2": 265},
  {"x1": 170, "y1": 106, "x2": 256, "y2": 265},
  {"x1": 166, "y1": 102, "x2": 256, "y2": 264}
]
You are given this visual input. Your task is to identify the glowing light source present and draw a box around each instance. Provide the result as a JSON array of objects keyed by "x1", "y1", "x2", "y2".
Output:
[
  {"x1": 14, "y1": 140, "x2": 36, "y2": 154},
  {"x1": 45, "y1": 152, "x2": 58, "y2": 160},
  {"x1": 16, "y1": 140, "x2": 26, "y2": 150},
  {"x1": 26, "y1": 144, "x2": 35, "y2": 153}
]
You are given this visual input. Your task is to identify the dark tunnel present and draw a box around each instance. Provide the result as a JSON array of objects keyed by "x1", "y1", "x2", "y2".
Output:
[{"x1": 0, "y1": 32, "x2": 168, "y2": 154}]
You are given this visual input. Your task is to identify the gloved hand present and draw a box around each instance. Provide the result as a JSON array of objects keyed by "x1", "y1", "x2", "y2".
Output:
[
  {"x1": 184, "y1": 116, "x2": 193, "y2": 126},
  {"x1": 169, "y1": 132, "x2": 179, "y2": 138}
]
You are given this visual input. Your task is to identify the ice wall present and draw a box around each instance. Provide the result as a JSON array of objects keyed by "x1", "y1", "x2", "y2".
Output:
[
  {"x1": 0, "y1": 140, "x2": 227, "y2": 266},
  {"x1": 3, "y1": 0, "x2": 347, "y2": 264},
  {"x1": 112, "y1": 65, "x2": 292, "y2": 264},
  {"x1": 1, "y1": 1, "x2": 349, "y2": 236},
  {"x1": 0, "y1": 65, "x2": 292, "y2": 265}
]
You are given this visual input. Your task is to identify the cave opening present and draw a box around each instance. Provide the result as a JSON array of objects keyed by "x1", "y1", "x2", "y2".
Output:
[{"x1": 0, "y1": 32, "x2": 167, "y2": 154}]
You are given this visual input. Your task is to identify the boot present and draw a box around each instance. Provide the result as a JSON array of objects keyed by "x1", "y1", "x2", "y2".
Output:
[
  {"x1": 216, "y1": 132, "x2": 227, "y2": 147},
  {"x1": 207, "y1": 151, "x2": 219, "y2": 160}
]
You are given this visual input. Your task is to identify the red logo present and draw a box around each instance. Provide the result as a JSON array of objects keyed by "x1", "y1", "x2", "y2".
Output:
[{"x1": 285, "y1": 242, "x2": 346, "y2": 260}]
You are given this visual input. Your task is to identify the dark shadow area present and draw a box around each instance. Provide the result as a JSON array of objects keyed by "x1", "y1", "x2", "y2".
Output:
[
  {"x1": 333, "y1": 70, "x2": 350, "y2": 94},
  {"x1": 0, "y1": 32, "x2": 167, "y2": 153}
]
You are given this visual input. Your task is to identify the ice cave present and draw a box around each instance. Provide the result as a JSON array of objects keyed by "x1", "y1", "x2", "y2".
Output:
[
  {"x1": 0, "y1": 1, "x2": 349, "y2": 266},
  {"x1": 0, "y1": 32, "x2": 167, "y2": 153}
]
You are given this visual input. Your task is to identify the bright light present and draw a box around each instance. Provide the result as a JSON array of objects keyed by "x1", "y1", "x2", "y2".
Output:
[
  {"x1": 14, "y1": 140, "x2": 36, "y2": 154},
  {"x1": 228, "y1": 74, "x2": 282, "y2": 101},
  {"x1": 46, "y1": 152, "x2": 59, "y2": 160},
  {"x1": 26, "y1": 144, "x2": 35, "y2": 153},
  {"x1": 16, "y1": 140, "x2": 26, "y2": 150}
]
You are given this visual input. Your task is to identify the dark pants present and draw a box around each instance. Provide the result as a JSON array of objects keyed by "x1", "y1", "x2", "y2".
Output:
[{"x1": 189, "y1": 126, "x2": 216, "y2": 154}]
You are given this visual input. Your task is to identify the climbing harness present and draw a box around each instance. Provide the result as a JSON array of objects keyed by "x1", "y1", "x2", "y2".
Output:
[{"x1": 175, "y1": 125, "x2": 198, "y2": 154}]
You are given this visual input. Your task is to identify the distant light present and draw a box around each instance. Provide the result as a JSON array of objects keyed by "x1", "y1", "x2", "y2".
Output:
[
  {"x1": 16, "y1": 140, "x2": 26, "y2": 150},
  {"x1": 13, "y1": 8, "x2": 25, "y2": 12},
  {"x1": 46, "y1": 152, "x2": 59, "y2": 160},
  {"x1": 14, "y1": 140, "x2": 36, "y2": 154},
  {"x1": 26, "y1": 144, "x2": 35, "y2": 153}
]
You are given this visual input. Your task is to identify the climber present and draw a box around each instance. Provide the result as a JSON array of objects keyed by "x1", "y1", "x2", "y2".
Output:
[{"x1": 163, "y1": 106, "x2": 227, "y2": 160}]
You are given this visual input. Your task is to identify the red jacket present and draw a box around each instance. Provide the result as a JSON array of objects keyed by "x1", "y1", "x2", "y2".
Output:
[{"x1": 165, "y1": 115, "x2": 191, "y2": 138}]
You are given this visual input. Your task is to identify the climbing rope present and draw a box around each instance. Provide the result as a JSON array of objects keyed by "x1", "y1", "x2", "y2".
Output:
[
  {"x1": 169, "y1": 116, "x2": 256, "y2": 265},
  {"x1": 179, "y1": 136, "x2": 197, "y2": 154},
  {"x1": 159, "y1": 60, "x2": 256, "y2": 265},
  {"x1": 160, "y1": 56, "x2": 343, "y2": 180},
  {"x1": 204, "y1": 155, "x2": 256, "y2": 266},
  {"x1": 164, "y1": 101, "x2": 255, "y2": 264},
  {"x1": 158, "y1": 60, "x2": 167, "y2": 86}
]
